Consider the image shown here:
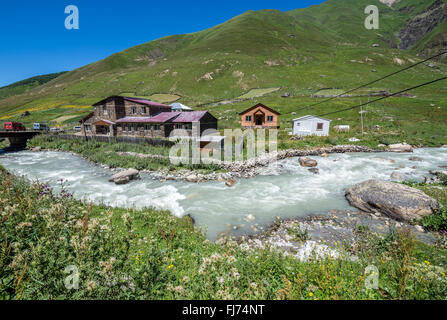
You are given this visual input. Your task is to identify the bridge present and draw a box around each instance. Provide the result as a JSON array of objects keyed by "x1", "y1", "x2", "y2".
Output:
[{"x1": 0, "y1": 131, "x2": 42, "y2": 147}]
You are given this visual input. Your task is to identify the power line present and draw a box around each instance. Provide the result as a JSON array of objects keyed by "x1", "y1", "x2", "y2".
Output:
[
  {"x1": 316, "y1": 76, "x2": 447, "y2": 117},
  {"x1": 293, "y1": 49, "x2": 447, "y2": 113}
]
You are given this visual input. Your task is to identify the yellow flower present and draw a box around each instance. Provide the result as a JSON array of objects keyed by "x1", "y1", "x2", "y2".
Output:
[
  {"x1": 309, "y1": 292, "x2": 314, "y2": 297},
  {"x1": 167, "y1": 264, "x2": 174, "y2": 269},
  {"x1": 424, "y1": 260, "x2": 430, "y2": 265}
]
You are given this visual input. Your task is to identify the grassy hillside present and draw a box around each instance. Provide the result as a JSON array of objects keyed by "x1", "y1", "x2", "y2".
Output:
[
  {"x1": 0, "y1": 72, "x2": 67, "y2": 100},
  {"x1": 0, "y1": 0, "x2": 445, "y2": 140}
]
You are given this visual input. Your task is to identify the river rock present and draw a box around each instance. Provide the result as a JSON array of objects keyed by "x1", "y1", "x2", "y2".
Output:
[
  {"x1": 298, "y1": 157, "x2": 318, "y2": 167},
  {"x1": 345, "y1": 179, "x2": 438, "y2": 222},
  {"x1": 246, "y1": 214, "x2": 255, "y2": 222},
  {"x1": 109, "y1": 168, "x2": 140, "y2": 185},
  {"x1": 308, "y1": 168, "x2": 319, "y2": 174},
  {"x1": 225, "y1": 179, "x2": 236, "y2": 187},
  {"x1": 320, "y1": 153, "x2": 329, "y2": 158},
  {"x1": 387, "y1": 143, "x2": 413, "y2": 153},
  {"x1": 30, "y1": 146, "x2": 42, "y2": 152},
  {"x1": 186, "y1": 174, "x2": 199, "y2": 183},
  {"x1": 409, "y1": 156, "x2": 422, "y2": 161}
]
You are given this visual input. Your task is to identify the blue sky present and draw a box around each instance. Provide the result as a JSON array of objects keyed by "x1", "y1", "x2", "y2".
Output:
[{"x1": 0, "y1": 0, "x2": 325, "y2": 87}]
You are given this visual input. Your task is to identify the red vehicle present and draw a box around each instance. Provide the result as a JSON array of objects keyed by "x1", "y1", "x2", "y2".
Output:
[{"x1": 3, "y1": 122, "x2": 26, "y2": 131}]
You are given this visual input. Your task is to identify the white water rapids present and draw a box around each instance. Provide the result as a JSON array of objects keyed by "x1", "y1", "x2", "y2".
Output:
[{"x1": 0, "y1": 147, "x2": 446, "y2": 240}]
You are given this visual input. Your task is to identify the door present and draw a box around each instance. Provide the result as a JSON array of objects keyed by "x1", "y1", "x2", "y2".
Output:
[{"x1": 255, "y1": 114, "x2": 264, "y2": 126}]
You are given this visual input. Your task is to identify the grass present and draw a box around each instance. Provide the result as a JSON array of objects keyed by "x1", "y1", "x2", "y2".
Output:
[
  {"x1": 148, "y1": 94, "x2": 181, "y2": 103},
  {"x1": 0, "y1": 72, "x2": 67, "y2": 100},
  {"x1": 1, "y1": 167, "x2": 447, "y2": 299},
  {"x1": 237, "y1": 88, "x2": 281, "y2": 99}
]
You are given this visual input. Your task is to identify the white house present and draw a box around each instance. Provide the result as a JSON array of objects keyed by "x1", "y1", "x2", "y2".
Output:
[
  {"x1": 170, "y1": 102, "x2": 193, "y2": 112},
  {"x1": 292, "y1": 115, "x2": 331, "y2": 137}
]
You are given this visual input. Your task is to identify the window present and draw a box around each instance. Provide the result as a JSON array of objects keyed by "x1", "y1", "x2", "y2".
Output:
[
  {"x1": 317, "y1": 123, "x2": 324, "y2": 131},
  {"x1": 154, "y1": 125, "x2": 161, "y2": 131},
  {"x1": 85, "y1": 125, "x2": 91, "y2": 132},
  {"x1": 175, "y1": 124, "x2": 183, "y2": 129},
  {"x1": 267, "y1": 116, "x2": 274, "y2": 122},
  {"x1": 103, "y1": 106, "x2": 108, "y2": 115},
  {"x1": 184, "y1": 123, "x2": 192, "y2": 130},
  {"x1": 131, "y1": 106, "x2": 137, "y2": 115},
  {"x1": 245, "y1": 115, "x2": 252, "y2": 122},
  {"x1": 141, "y1": 106, "x2": 147, "y2": 114},
  {"x1": 145, "y1": 124, "x2": 151, "y2": 131}
]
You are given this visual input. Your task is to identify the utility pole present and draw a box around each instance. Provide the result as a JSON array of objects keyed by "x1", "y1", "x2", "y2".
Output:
[
  {"x1": 360, "y1": 105, "x2": 364, "y2": 135},
  {"x1": 359, "y1": 99, "x2": 367, "y2": 135}
]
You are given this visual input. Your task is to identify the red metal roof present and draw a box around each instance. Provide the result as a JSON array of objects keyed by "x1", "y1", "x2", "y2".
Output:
[
  {"x1": 123, "y1": 97, "x2": 171, "y2": 109},
  {"x1": 116, "y1": 113, "x2": 180, "y2": 124},
  {"x1": 172, "y1": 111, "x2": 208, "y2": 123}
]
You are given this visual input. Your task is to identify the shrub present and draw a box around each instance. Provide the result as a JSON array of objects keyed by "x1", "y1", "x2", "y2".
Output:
[{"x1": 422, "y1": 205, "x2": 447, "y2": 232}]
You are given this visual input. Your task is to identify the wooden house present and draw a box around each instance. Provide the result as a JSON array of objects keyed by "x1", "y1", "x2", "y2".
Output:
[{"x1": 239, "y1": 103, "x2": 280, "y2": 129}]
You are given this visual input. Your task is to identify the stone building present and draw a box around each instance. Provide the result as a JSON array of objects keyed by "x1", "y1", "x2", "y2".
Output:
[{"x1": 81, "y1": 96, "x2": 217, "y2": 138}]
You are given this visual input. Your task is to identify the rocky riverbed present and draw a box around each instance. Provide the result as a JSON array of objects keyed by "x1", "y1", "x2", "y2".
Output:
[
  {"x1": 28, "y1": 145, "x2": 381, "y2": 183},
  {"x1": 236, "y1": 209, "x2": 439, "y2": 261}
]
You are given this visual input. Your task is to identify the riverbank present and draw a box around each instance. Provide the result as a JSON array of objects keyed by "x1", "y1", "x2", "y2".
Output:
[
  {"x1": 1, "y1": 166, "x2": 447, "y2": 300},
  {"x1": 27, "y1": 134, "x2": 383, "y2": 182}
]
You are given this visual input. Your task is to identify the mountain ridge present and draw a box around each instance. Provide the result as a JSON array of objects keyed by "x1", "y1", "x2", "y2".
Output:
[{"x1": 0, "y1": 0, "x2": 446, "y2": 124}]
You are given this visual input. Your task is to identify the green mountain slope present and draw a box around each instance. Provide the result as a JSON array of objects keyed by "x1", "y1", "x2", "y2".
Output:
[
  {"x1": 0, "y1": 0, "x2": 446, "y2": 132},
  {"x1": 0, "y1": 72, "x2": 67, "y2": 100}
]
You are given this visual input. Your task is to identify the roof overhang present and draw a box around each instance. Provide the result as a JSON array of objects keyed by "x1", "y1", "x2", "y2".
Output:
[
  {"x1": 239, "y1": 103, "x2": 281, "y2": 116},
  {"x1": 93, "y1": 119, "x2": 115, "y2": 126}
]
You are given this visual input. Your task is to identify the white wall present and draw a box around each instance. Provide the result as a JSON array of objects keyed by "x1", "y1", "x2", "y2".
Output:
[{"x1": 292, "y1": 118, "x2": 330, "y2": 136}]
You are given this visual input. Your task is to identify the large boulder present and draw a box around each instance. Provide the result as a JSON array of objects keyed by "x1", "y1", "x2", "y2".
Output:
[
  {"x1": 345, "y1": 179, "x2": 438, "y2": 222},
  {"x1": 109, "y1": 169, "x2": 140, "y2": 185},
  {"x1": 387, "y1": 143, "x2": 413, "y2": 153},
  {"x1": 298, "y1": 157, "x2": 318, "y2": 167}
]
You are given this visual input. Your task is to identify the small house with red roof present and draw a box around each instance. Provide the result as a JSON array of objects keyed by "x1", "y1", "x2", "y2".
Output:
[{"x1": 81, "y1": 96, "x2": 217, "y2": 138}]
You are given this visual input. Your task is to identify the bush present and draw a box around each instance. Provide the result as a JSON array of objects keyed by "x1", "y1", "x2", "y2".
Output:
[{"x1": 422, "y1": 205, "x2": 447, "y2": 232}]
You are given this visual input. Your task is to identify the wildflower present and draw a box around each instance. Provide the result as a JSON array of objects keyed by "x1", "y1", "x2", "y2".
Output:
[
  {"x1": 424, "y1": 260, "x2": 430, "y2": 266},
  {"x1": 250, "y1": 282, "x2": 257, "y2": 289},
  {"x1": 182, "y1": 276, "x2": 190, "y2": 283},
  {"x1": 87, "y1": 281, "x2": 96, "y2": 291},
  {"x1": 167, "y1": 264, "x2": 174, "y2": 269},
  {"x1": 174, "y1": 286, "x2": 184, "y2": 294},
  {"x1": 218, "y1": 277, "x2": 225, "y2": 284},
  {"x1": 309, "y1": 292, "x2": 314, "y2": 297}
]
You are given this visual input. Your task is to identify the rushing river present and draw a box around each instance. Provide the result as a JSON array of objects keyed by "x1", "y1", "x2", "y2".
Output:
[{"x1": 0, "y1": 147, "x2": 446, "y2": 240}]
